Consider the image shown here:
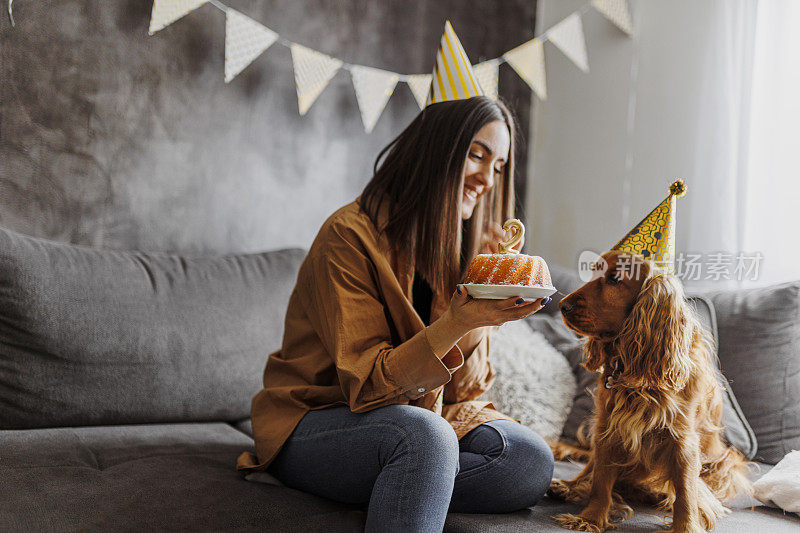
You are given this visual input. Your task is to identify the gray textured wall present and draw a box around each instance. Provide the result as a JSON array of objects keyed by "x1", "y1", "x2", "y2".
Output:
[{"x1": 1, "y1": 0, "x2": 536, "y2": 254}]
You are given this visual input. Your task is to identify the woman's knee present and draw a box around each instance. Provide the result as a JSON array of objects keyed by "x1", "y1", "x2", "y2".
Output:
[
  {"x1": 487, "y1": 420, "x2": 555, "y2": 510},
  {"x1": 368, "y1": 405, "x2": 460, "y2": 472}
]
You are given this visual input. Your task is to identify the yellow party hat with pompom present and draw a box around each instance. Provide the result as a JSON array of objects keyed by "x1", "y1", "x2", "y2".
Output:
[
  {"x1": 425, "y1": 20, "x2": 484, "y2": 106},
  {"x1": 611, "y1": 179, "x2": 687, "y2": 274}
]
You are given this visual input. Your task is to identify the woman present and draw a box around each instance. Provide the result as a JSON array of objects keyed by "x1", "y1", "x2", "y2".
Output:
[{"x1": 237, "y1": 96, "x2": 554, "y2": 531}]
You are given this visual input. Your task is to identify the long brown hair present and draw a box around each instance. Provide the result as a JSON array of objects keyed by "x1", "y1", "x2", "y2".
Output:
[{"x1": 359, "y1": 96, "x2": 518, "y2": 296}]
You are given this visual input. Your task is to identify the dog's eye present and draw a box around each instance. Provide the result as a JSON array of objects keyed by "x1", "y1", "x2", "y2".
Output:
[{"x1": 607, "y1": 273, "x2": 621, "y2": 285}]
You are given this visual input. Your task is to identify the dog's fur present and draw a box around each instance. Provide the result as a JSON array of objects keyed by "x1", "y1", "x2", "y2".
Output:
[{"x1": 548, "y1": 251, "x2": 751, "y2": 533}]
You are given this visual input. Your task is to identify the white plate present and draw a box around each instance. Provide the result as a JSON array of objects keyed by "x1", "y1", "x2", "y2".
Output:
[{"x1": 464, "y1": 283, "x2": 557, "y2": 300}]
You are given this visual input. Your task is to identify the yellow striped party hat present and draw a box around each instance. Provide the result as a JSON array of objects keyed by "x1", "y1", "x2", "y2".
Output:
[
  {"x1": 425, "y1": 20, "x2": 484, "y2": 106},
  {"x1": 611, "y1": 179, "x2": 687, "y2": 274}
]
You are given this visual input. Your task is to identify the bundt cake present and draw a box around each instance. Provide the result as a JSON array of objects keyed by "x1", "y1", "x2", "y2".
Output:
[{"x1": 464, "y1": 219, "x2": 553, "y2": 287}]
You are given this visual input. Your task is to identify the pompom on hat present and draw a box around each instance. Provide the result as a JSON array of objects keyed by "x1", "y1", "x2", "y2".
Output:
[
  {"x1": 611, "y1": 179, "x2": 687, "y2": 274},
  {"x1": 425, "y1": 20, "x2": 485, "y2": 106}
]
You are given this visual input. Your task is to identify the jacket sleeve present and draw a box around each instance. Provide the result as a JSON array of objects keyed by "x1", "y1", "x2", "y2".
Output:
[
  {"x1": 299, "y1": 224, "x2": 463, "y2": 413},
  {"x1": 443, "y1": 326, "x2": 498, "y2": 404}
]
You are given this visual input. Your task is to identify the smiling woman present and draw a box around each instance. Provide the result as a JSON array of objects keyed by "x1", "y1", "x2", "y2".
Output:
[
  {"x1": 461, "y1": 123, "x2": 510, "y2": 221},
  {"x1": 360, "y1": 96, "x2": 518, "y2": 296},
  {"x1": 238, "y1": 96, "x2": 554, "y2": 532}
]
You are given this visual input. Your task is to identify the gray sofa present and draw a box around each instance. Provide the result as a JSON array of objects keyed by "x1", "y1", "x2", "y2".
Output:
[{"x1": 1, "y1": 224, "x2": 799, "y2": 532}]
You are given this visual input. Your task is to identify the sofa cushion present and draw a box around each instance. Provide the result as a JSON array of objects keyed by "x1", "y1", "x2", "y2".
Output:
[
  {"x1": 445, "y1": 459, "x2": 798, "y2": 532},
  {"x1": 0, "y1": 223, "x2": 306, "y2": 428},
  {"x1": 477, "y1": 320, "x2": 576, "y2": 439},
  {"x1": 704, "y1": 281, "x2": 800, "y2": 464},
  {"x1": 228, "y1": 418, "x2": 798, "y2": 532},
  {"x1": 444, "y1": 460, "x2": 798, "y2": 533},
  {"x1": 525, "y1": 295, "x2": 758, "y2": 460},
  {"x1": 0, "y1": 423, "x2": 364, "y2": 531},
  {"x1": 3, "y1": 423, "x2": 794, "y2": 533},
  {"x1": 690, "y1": 296, "x2": 758, "y2": 461}
]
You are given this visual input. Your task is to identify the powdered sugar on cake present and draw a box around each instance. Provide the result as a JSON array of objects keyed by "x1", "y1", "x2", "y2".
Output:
[{"x1": 464, "y1": 253, "x2": 553, "y2": 287}]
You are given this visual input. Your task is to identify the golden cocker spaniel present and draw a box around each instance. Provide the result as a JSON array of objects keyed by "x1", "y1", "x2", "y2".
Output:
[{"x1": 549, "y1": 250, "x2": 750, "y2": 533}]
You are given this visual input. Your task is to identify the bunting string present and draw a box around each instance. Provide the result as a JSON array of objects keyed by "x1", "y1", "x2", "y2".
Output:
[{"x1": 148, "y1": 0, "x2": 633, "y2": 132}]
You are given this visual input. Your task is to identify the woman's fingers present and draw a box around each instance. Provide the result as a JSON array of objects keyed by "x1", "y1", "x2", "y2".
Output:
[
  {"x1": 454, "y1": 291, "x2": 552, "y2": 328},
  {"x1": 471, "y1": 296, "x2": 536, "y2": 320},
  {"x1": 508, "y1": 298, "x2": 545, "y2": 319},
  {"x1": 494, "y1": 295, "x2": 525, "y2": 309},
  {"x1": 471, "y1": 295, "x2": 539, "y2": 310},
  {"x1": 490, "y1": 224, "x2": 505, "y2": 240},
  {"x1": 453, "y1": 284, "x2": 472, "y2": 305},
  {"x1": 490, "y1": 225, "x2": 505, "y2": 251},
  {"x1": 494, "y1": 297, "x2": 548, "y2": 320},
  {"x1": 479, "y1": 222, "x2": 505, "y2": 254}
]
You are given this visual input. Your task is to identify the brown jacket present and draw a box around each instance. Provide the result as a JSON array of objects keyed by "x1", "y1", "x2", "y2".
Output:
[{"x1": 236, "y1": 196, "x2": 519, "y2": 473}]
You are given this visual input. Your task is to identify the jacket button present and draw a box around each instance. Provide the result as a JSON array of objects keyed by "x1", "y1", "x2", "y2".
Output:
[{"x1": 417, "y1": 387, "x2": 426, "y2": 393}]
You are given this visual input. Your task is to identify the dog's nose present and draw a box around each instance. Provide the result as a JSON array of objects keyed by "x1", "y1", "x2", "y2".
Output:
[{"x1": 559, "y1": 299, "x2": 575, "y2": 315}]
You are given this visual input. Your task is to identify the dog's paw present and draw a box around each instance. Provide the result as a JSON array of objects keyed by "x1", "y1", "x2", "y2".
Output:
[
  {"x1": 553, "y1": 513, "x2": 609, "y2": 532},
  {"x1": 609, "y1": 492, "x2": 633, "y2": 522},
  {"x1": 548, "y1": 480, "x2": 571, "y2": 500},
  {"x1": 548, "y1": 479, "x2": 586, "y2": 503},
  {"x1": 655, "y1": 524, "x2": 706, "y2": 533},
  {"x1": 650, "y1": 494, "x2": 672, "y2": 512},
  {"x1": 608, "y1": 501, "x2": 633, "y2": 523},
  {"x1": 653, "y1": 515, "x2": 708, "y2": 533}
]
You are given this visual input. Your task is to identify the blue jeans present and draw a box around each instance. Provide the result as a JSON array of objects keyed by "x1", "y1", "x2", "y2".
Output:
[{"x1": 266, "y1": 404, "x2": 555, "y2": 532}]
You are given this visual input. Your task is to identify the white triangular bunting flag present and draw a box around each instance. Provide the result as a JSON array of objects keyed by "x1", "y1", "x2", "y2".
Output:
[
  {"x1": 350, "y1": 66, "x2": 399, "y2": 133},
  {"x1": 289, "y1": 43, "x2": 343, "y2": 115},
  {"x1": 406, "y1": 74, "x2": 433, "y2": 110},
  {"x1": 224, "y1": 9, "x2": 278, "y2": 83},
  {"x1": 591, "y1": 0, "x2": 633, "y2": 35},
  {"x1": 547, "y1": 13, "x2": 589, "y2": 72},
  {"x1": 148, "y1": 0, "x2": 207, "y2": 35},
  {"x1": 503, "y1": 38, "x2": 547, "y2": 100},
  {"x1": 473, "y1": 60, "x2": 500, "y2": 100}
]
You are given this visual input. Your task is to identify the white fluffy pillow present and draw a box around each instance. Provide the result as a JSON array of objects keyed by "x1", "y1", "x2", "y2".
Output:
[{"x1": 478, "y1": 320, "x2": 576, "y2": 439}]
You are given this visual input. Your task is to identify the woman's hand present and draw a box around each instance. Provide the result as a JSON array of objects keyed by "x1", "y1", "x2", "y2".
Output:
[
  {"x1": 425, "y1": 285, "x2": 551, "y2": 358},
  {"x1": 446, "y1": 285, "x2": 549, "y2": 334},
  {"x1": 479, "y1": 222, "x2": 525, "y2": 254}
]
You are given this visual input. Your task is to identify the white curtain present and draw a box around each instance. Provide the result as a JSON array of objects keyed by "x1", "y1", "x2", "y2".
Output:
[
  {"x1": 680, "y1": 0, "x2": 799, "y2": 288},
  {"x1": 682, "y1": 0, "x2": 757, "y2": 290},
  {"x1": 528, "y1": 0, "x2": 800, "y2": 289},
  {"x1": 741, "y1": 0, "x2": 800, "y2": 286}
]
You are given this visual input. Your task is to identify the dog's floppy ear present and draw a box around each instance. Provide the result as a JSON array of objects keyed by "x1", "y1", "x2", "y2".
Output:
[{"x1": 615, "y1": 273, "x2": 696, "y2": 390}]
